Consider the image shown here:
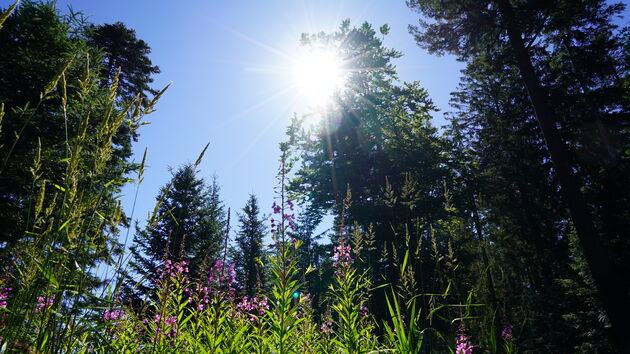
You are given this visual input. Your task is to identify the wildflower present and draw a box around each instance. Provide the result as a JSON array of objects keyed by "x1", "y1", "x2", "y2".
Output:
[
  {"x1": 455, "y1": 333, "x2": 473, "y2": 354},
  {"x1": 333, "y1": 243, "x2": 353, "y2": 272},
  {"x1": 103, "y1": 309, "x2": 126, "y2": 322},
  {"x1": 359, "y1": 304, "x2": 369, "y2": 316},
  {"x1": 207, "y1": 260, "x2": 236, "y2": 295},
  {"x1": 164, "y1": 316, "x2": 178, "y2": 337},
  {"x1": 34, "y1": 294, "x2": 55, "y2": 313},
  {"x1": 235, "y1": 296, "x2": 270, "y2": 321},
  {"x1": 156, "y1": 259, "x2": 189, "y2": 281},
  {"x1": 0, "y1": 287, "x2": 11, "y2": 308},
  {"x1": 272, "y1": 202, "x2": 281, "y2": 214},
  {"x1": 501, "y1": 324, "x2": 514, "y2": 340},
  {"x1": 321, "y1": 320, "x2": 333, "y2": 334}
]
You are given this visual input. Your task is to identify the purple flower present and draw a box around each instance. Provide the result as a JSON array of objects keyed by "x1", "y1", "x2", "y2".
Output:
[
  {"x1": 103, "y1": 309, "x2": 126, "y2": 322},
  {"x1": 235, "y1": 296, "x2": 270, "y2": 321},
  {"x1": 333, "y1": 243, "x2": 353, "y2": 272},
  {"x1": 153, "y1": 315, "x2": 178, "y2": 338},
  {"x1": 501, "y1": 324, "x2": 514, "y2": 340},
  {"x1": 156, "y1": 260, "x2": 189, "y2": 281},
  {"x1": 359, "y1": 304, "x2": 369, "y2": 316},
  {"x1": 0, "y1": 287, "x2": 11, "y2": 308},
  {"x1": 456, "y1": 334, "x2": 473, "y2": 354},
  {"x1": 34, "y1": 294, "x2": 55, "y2": 313},
  {"x1": 207, "y1": 260, "x2": 236, "y2": 295},
  {"x1": 321, "y1": 320, "x2": 333, "y2": 334}
]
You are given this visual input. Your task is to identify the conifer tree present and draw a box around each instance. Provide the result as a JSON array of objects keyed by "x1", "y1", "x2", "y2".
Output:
[
  {"x1": 407, "y1": 0, "x2": 629, "y2": 349},
  {"x1": 232, "y1": 194, "x2": 267, "y2": 297},
  {"x1": 129, "y1": 164, "x2": 225, "y2": 296},
  {"x1": 0, "y1": 1, "x2": 160, "y2": 251}
]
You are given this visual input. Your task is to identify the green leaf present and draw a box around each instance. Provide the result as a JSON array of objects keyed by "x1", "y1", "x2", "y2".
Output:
[
  {"x1": 34, "y1": 261, "x2": 59, "y2": 287},
  {"x1": 58, "y1": 218, "x2": 71, "y2": 231}
]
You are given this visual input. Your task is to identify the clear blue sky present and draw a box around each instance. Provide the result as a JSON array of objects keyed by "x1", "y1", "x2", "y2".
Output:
[{"x1": 50, "y1": 0, "x2": 466, "y2": 243}]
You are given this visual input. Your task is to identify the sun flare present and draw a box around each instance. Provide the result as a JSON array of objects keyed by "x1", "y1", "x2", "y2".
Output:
[{"x1": 292, "y1": 50, "x2": 345, "y2": 106}]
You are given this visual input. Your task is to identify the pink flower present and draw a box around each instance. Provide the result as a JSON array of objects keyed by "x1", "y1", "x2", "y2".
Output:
[
  {"x1": 359, "y1": 304, "x2": 369, "y2": 316},
  {"x1": 207, "y1": 260, "x2": 236, "y2": 295},
  {"x1": 321, "y1": 320, "x2": 333, "y2": 334},
  {"x1": 103, "y1": 309, "x2": 126, "y2": 322},
  {"x1": 455, "y1": 334, "x2": 473, "y2": 354},
  {"x1": 235, "y1": 296, "x2": 270, "y2": 321},
  {"x1": 501, "y1": 324, "x2": 513, "y2": 340},
  {"x1": 34, "y1": 294, "x2": 55, "y2": 313},
  {"x1": 0, "y1": 287, "x2": 11, "y2": 308},
  {"x1": 333, "y1": 243, "x2": 353, "y2": 271}
]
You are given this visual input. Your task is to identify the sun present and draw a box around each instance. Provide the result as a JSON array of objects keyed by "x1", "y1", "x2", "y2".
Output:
[{"x1": 292, "y1": 50, "x2": 345, "y2": 107}]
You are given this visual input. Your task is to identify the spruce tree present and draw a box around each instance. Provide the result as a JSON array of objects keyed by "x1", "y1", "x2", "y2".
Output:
[
  {"x1": 129, "y1": 164, "x2": 225, "y2": 297},
  {"x1": 232, "y1": 194, "x2": 267, "y2": 297}
]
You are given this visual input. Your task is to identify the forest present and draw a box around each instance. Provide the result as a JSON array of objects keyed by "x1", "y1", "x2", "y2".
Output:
[{"x1": 0, "y1": 0, "x2": 628, "y2": 352}]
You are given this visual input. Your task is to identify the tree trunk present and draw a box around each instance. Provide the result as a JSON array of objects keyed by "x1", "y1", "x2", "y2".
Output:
[{"x1": 496, "y1": 0, "x2": 628, "y2": 350}]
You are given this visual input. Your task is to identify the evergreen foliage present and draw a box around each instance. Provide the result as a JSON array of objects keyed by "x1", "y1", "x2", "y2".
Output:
[
  {"x1": 87, "y1": 21, "x2": 161, "y2": 102},
  {"x1": 232, "y1": 193, "x2": 268, "y2": 297},
  {"x1": 129, "y1": 164, "x2": 225, "y2": 297}
]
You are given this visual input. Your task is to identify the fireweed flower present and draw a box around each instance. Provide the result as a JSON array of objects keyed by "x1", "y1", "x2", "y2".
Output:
[
  {"x1": 333, "y1": 243, "x2": 353, "y2": 273},
  {"x1": 455, "y1": 333, "x2": 474, "y2": 354},
  {"x1": 321, "y1": 320, "x2": 333, "y2": 334},
  {"x1": 207, "y1": 260, "x2": 236, "y2": 295},
  {"x1": 0, "y1": 287, "x2": 11, "y2": 308},
  {"x1": 270, "y1": 199, "x2": 297, "y2": 233},
  {"x1": 153, "y1": 315, "x2": 178, "y2": 339},
  {"x1": 34, "y1": 294, "x2": 55, "y2": 313},
  {"x1": 103, "y1": 309, "x2": 126, "y2": 322},
  {"x1": 235, "y1": 296, "x2": 270, "y2": 322},
  {"x1": 157, "y1": 260, "x2": 189, "y2": 280},
  {"x1": 501, "y1": 324, "x2": 514, "y2": 340},
  {"x1": 359, "y1": 304, "x2": 369, "y2": 316}
]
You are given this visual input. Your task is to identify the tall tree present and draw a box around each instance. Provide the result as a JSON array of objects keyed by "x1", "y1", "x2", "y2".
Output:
[
  {"x1": 87, "y1": 21, "x2": 160, "y2": 103},
  {"x1": 0, "y1": 1, "x2": 159, "y2": 252},
  {"x1": 407, "y1": 0, "x2": 629, "y2": 349},
  {"x1": 129, "y1": 165, "x2": 225, "y2": 296},
  {"x1": 288, "y1": 21, "x2": 447, "y2": 261},
  {"x1": 232, "y1": 194, "x2": 267, "y2": 297},
  {"x1": 287, "y1": 21, "x2": 454, "y2": 324},
  {"x1": 444, "y1": 57, "x2": 580, "y2": 349}
]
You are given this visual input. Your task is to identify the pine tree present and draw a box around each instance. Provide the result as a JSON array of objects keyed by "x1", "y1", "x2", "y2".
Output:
[
  {"x1": 128, "y1": 164, "x2": 225, "y2": 297},
  {"x1": 232, "y1": 194, "x2": 267, "y2": 297}
]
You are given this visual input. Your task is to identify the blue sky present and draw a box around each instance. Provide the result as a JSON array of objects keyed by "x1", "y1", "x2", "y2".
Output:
[{"x1": 49, "y1": 0, "x2": 464, "y2": 243}]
